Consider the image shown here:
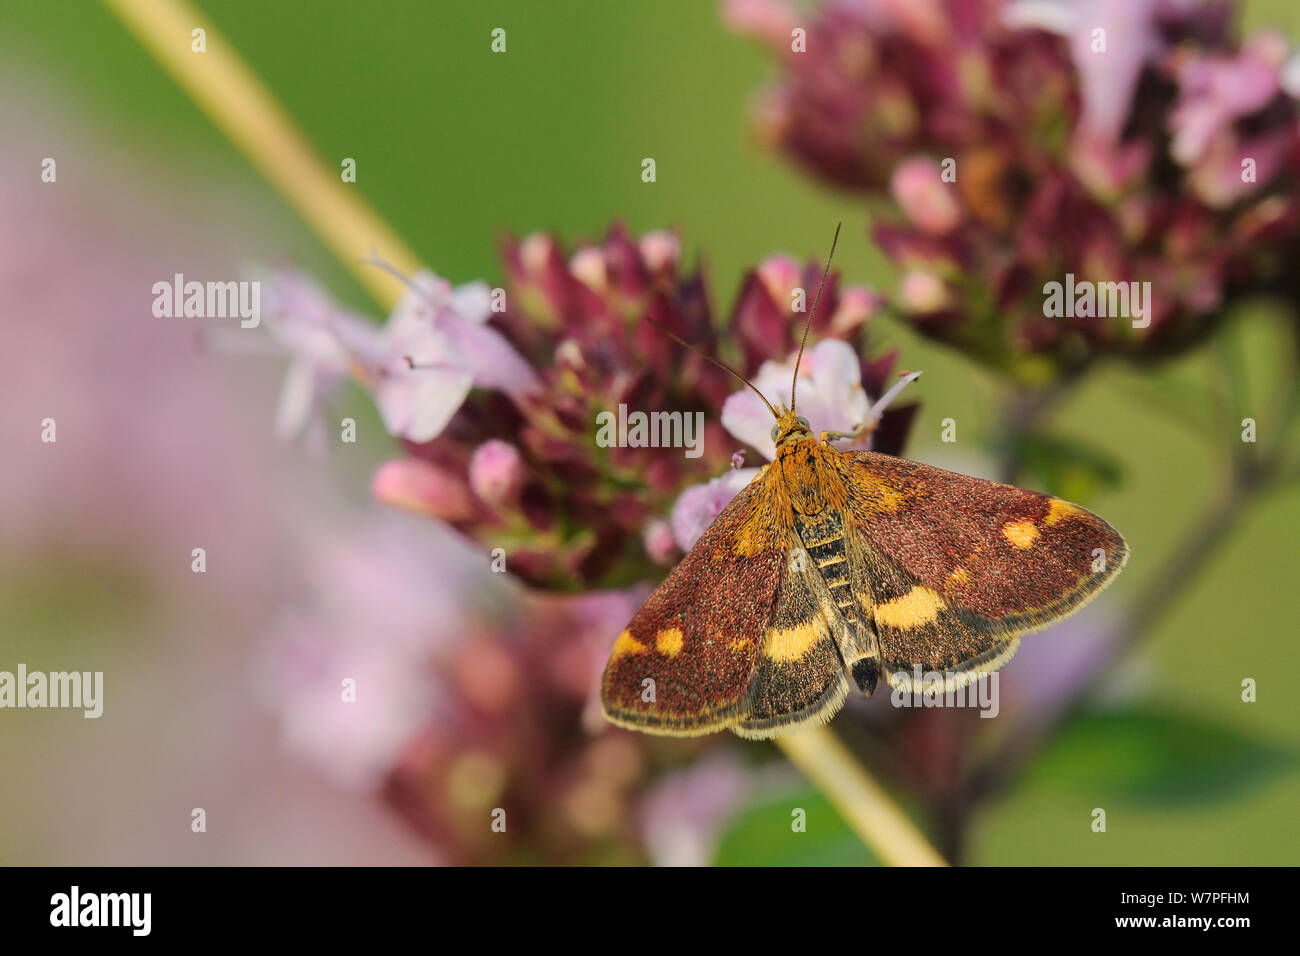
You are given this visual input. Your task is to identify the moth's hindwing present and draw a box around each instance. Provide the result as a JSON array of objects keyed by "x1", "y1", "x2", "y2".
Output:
[
  {"x1": 844, "y1": 451, "x2": 1128, "y2": 689},
  {"x1": 600, "y1": 474, "x2": 783, "y2": 736},
  {"x1": 733, "y1": 551, "x2": 852, "y2": 739}
]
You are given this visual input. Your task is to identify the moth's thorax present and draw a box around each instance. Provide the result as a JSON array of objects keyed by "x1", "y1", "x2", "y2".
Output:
[{"x1": 774, "y1": 438, "x2": 846, "y2": 515}]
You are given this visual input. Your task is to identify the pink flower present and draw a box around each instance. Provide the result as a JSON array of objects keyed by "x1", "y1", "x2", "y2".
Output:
[
  {"x1": 721, "y1": 338, "x2": 873, "y2": 460},
  {"x1": 642, "y1": 518, "x2": 680, "y2": 566},
  {"x1": 1168, "y1": 33, "x2": 1286, "y2": 167},
  {"x1": 898, "y1": 268, "x2": 953, "y2": 314},
  {"x1": 891, "y1": 156, "x2": 963, "y2": 234},
  {"x1": 736, "y1": 0, "x2": 1300, "y2": 372},
  {"x1": 352, "y1": 224, "x2": 918, "y2": 590},
  {"x1": 371, "y1": 269, "x2": 539, "y2": 443},
  {"x1": 255, "y1": 512, "x2": 485, "y2": 792},
  {"x1": 259, "y1": 265, "x2": 538, "y2": 447},
  {"x1": 1006, "y1": 0, "x2": 1162, "y2": 146},
  {"x1": 258, "y1": 269, "x2": 381, "y2": 447}
]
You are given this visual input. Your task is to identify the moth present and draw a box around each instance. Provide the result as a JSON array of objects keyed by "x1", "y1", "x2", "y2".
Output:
[{"x1": 600, "y1": 227, "x2": 1128, "y2": 739}]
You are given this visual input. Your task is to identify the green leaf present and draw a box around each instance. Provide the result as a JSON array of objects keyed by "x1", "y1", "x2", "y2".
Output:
[
  {"x1": 1012, "y1": 432, "x2": 1124, "y2": 501},
  {"x1": 712, "y1": 786, "x2": 882, "y2": 866},
  {"x1": 1022, "y1": 706, "x2": 1293, "y2": 807}
]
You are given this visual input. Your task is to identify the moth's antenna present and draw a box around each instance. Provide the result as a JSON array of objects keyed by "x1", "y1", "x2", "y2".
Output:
[
  {"x1": 643, "y1": 314, "x2": 779, "y2": 420},
  {"x1": 791, "y1": 222, "x2": 841, "y2": 413}
]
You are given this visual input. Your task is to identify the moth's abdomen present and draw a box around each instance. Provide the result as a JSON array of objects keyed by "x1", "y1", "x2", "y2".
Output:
[{"x1": 794, "y1": 510, "x2": 860, "y2": 624}]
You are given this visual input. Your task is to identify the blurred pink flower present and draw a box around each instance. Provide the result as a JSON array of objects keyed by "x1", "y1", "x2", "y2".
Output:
[
  {"x1": 468, "y1": 439, "x2": 525, "y2": 505},
  {"x1": 637, "y1": 752, "x2": 756, "y2": 866},
  {"x1": 0, "y1": 88, "x2": 436, "y2": 864},
  {"x1": 257, "y1": 266, "x2": 538, "y2": 446},
  {"x1": 1169, "y1": 32, "x2": 1286, "y2": 166},
  {"x1": 732, "y1": 0, "x2": 1300, "y2": 373},
  {"x1": 372, "y1": 458, "x2": 478, "y2": 521},
  {"x1": 891, "y1": 156, "x2": 963, "y2": 234},
  {"x1": 373, "y1": 269, "x2": 539, "y2": 442},
  {"x1": 642, "y1": 518, "x2": 679, "y2": 566},
  {"x1": 1004, "y1": 0, "x2": 1162, "y2": 146},
  {"x1": 255, "y1": 511, "x2": 484, "y2": 793},
  {"x1": 258, "y1": 269, "x2": 380, "y2": 447}
]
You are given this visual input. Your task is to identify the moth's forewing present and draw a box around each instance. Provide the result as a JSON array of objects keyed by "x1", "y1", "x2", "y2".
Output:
[
  {"x1": 600, "y1": 474, "x2": 784, "y2": 736},
  {"x1": 844, "y1": 451, "x2": 1127, "y2": 687}
]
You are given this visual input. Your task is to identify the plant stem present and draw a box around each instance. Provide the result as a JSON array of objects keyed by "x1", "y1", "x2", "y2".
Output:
[
  {"x1": 102, "y1": 0, "x2": 419, "y2": 310},
  {"x1": 992, "y1": 378, "x2": 1077, "y2": 484},
  {"x1": 107, "y1": 0, "x2": 949, "y2": 868},
  {"x1": 777, "y1": 730, "x2": 948, "y2": 866}
]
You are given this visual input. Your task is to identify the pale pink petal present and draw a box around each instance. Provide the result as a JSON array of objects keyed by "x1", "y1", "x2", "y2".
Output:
[
  {"x1": 435, "y1": 311, "x2": 540, "y2": 399},
  {"x1": 450, "y1": 281, "x2": 493, "y2": 322},
  {"x1": 720, "y1": 388, "x2": 780, "y2": 460},
  {"x1": 670, "y1": 467, "x2": 759, "y2": 550},
  {"x1": 376, "y1": 368, "x2": 474, "y2": 444},
  {"x1": 275, "y1": 358, "x2": 327, "y2": 440}
]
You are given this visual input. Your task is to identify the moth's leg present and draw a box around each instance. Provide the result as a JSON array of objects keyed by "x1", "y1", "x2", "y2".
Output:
[
  {"x1": 820, "y1": 422, "x2": 875, "y2": 446},
  {"x1": 819, "y1": 428, "x2": 855, "y2": 443}
]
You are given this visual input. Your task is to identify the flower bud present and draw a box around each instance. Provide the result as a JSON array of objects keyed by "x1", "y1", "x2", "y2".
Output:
[
  {"x1": 372, "y1": 458, "x2": 475, "y2": 521},
  {"x1": 469, "y1": 440, "x2": 525, "y2": 505},
  {"x1": 891, "y1": 157, "x2": 962, "y2": 235}
]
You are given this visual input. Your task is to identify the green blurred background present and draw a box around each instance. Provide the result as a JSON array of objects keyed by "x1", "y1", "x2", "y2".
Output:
[{"x1": 1, "y1": 0, "x2": 1296, "y2": 864}]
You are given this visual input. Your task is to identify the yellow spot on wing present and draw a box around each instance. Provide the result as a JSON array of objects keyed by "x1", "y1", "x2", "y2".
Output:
[
  {"x1": 946, "y1": 567, "x2": 972, "y2": 587},
  {"x1": 874, "y1": 586, "x2": 945, "y2": 629},
  {"x1": 655, "y1": 628, "x2": 684, "y2": 657},
  {"x1": 850, "y1": 472, "x2": 908, "y2": 515},
  {"x1": 727, "y1": 638, "x2": 748, "y2": 655},
  {"x1": 1002, "y1": 520, "x2": 1040, "y2": 549},
  {"x1": 764, "y1": 621, "x2": 823, "y2": 662},
  {"x1": 1044, "y1": 498, "x2": 1084, "y2": 526},
  {"x1": 610, "y1": 631, "x2": 647, "y2": 659}
]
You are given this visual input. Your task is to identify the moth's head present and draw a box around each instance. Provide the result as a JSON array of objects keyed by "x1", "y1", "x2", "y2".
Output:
[{"x1": 770, "y1": 407, "x2": 813, "y2": 449}]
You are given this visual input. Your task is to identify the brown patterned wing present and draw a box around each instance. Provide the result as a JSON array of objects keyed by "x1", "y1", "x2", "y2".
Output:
[
  {"x1": 843, "y1": 451, "x2": 1127, "y2": 687},
  {"x1": 733, "y1": 553, "x2": 853, "y2": 739},
  {"x1": 600, "y1": 473, "x2": 785, "y2": 736}
]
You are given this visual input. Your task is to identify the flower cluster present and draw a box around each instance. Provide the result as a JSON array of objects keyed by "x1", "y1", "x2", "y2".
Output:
[
  {"x1": 255, "y1": 509, "x2": 659, "y2": 863},
  {"x1": 263, "y1": 225, "x2": 918, "y2": 590},
  {"x1": 254, "y1": 225, "x2": 925, "y2": 863},
  {"x1": 728, "y1": 0, "x2": 1300, "y2": 378}
]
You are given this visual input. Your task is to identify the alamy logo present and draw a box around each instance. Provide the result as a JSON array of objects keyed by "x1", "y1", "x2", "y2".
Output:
[
  {"x1": 1042, "y1": 273, "x2": 1151, "y2": 328},
  {"x1": 594, "y1": 404, "x2": 705, "y2": 459},
  {"x1": 151, "y1": 273, "x2": 261, "y2": 328},
  {"x1": 889, "y1": 668, "x2": 1000, "y2": 718},
  {"x1": 0, "y1": 665, "x2": 103, "y2": 718},
  {"x1": 50, "y1": 886, "x2": 151, "y2": 936}
]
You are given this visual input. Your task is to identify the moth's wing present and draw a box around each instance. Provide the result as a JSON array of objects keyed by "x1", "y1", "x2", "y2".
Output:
[
  {"x1": 843, "y1": 451, "x2": 1128, "y2": 689},
  {"x1": 600, "y1": 472, "x2": 784, "y2": 736},
  {"x1": 733, "y1": 556, "x2": 853, "y2": 739}
]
